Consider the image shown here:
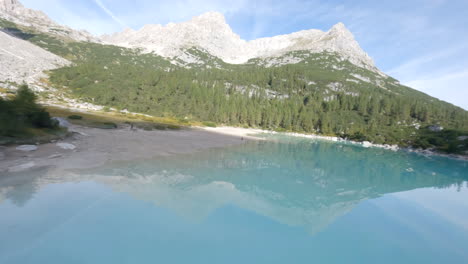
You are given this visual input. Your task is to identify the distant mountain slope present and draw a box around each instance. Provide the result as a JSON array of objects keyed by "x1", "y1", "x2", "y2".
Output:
[{"x1": 0, "y1": 30, "x2": 69, "y2": 87}]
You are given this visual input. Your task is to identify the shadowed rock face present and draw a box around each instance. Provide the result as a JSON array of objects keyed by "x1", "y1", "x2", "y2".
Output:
[
  {"x1": 0, "y1": 0, "x2": 96, "y2": 42},
  {"x1": 1, "y1": 139, "x2": 467, "y2": 234}
]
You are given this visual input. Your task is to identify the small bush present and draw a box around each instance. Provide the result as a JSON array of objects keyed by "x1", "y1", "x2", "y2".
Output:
[
  {"x1": 153, "y1": 124, "x2": 167, "y2": 130},
  {"x1": 68, "y1": 115, "x2": 83, "y2": 120},
  {"x1": 102, "y1": 122, "x2": 117, "y2": 129},
  {"x1": 30, "y1": 110, "x2": 56, "y2": 128},
  {"x1": 167, "y1": 125, "x2": 181, "y2": 130},
  {"x1": 202, "y1": 122, "x2": 216, "y2": 127},
  {"x1": 274, "y1": 127, "x2": 287, "y2": 133}
]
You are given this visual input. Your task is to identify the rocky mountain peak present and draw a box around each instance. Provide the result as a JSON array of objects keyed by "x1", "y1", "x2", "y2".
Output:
[
  {"x1": 0, "y1": 0, "x2": 22, "y2": 11},
  {"x1": 318, "y1": 22, "x2": 377, "y2": 72},
  {"x1": 191, "y1": 11, "x2": 227, "y2": 25},
  {"x1": 327, "y1": 22, "x2": 355, "y2": 41},
  {"x1": 2, "y1": 1, "x2": 378, "y2": 73},
  {"x1": 329, "y1": 22, "x2": 347, "y2": 32},
  {"x1": 103, "y1": 15, "x2": 378, "y2": 72}
]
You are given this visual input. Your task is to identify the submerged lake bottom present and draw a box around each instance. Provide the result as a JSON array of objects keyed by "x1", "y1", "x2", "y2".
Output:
[{"x1": 0, "y1": 136, "x2": 467, "y2": 264}]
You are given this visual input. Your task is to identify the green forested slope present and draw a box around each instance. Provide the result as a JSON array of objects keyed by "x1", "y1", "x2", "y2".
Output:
[{"x1": 2, "y1": 19, "x2": 468, "y2": 153}]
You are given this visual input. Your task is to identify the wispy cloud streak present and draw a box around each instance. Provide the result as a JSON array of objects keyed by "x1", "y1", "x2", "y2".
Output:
[{"x1": 93, "y1": 0, "x2": 128, "y2": 28}]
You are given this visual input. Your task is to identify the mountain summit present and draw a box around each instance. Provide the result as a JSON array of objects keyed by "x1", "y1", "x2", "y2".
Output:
[
  {"x1": 1, "y1": 1, "x2": 375, "y2": 72},
  {"x1": 0, "y1": 0, "x2": 21, "y2": 11},
  {"x1": 102, "y1": 12, "x2": 377, "y2": 72}
]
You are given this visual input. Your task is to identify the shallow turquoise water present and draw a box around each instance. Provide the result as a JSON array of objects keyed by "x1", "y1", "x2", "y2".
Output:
[{"x1": 1, "y1": 137, "x2": 468, "y2": 264}]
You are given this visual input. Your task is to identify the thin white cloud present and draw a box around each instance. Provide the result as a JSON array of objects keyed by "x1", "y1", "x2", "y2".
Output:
[
  {"x1": 387, "y1": 44, "x2": 467, "y2": 79},
  {"x1": 386, "y1": 43, "x2": 468, "y2": 109},
  {"x1": 405, "y1": 70, "x2": 468, "y2": 109},
  {"x1": 21, "y1": 0, "x2": 121, "y2": 35},
  {"x1": 93, "y1": 0, "x2": 128, "y2": 28}
]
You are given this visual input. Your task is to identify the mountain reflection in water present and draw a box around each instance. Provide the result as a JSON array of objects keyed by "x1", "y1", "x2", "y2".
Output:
[{"x1": 1, "y1": 138, "x2": 466, "y2": 235}]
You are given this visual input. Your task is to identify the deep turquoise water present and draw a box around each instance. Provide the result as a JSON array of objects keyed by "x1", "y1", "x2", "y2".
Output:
[{"x1": 1, "y1": 137, "x2": 467, "y2": 264}]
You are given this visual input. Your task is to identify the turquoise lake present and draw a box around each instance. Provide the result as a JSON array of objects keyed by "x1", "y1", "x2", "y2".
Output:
[{"x1": 1, "y1": 136, "x2": 468, "y2": 264}]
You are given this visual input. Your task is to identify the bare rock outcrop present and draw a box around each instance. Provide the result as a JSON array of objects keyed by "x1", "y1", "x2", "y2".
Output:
[{"x1": 0, "y1": 31, "x2": 70, "y2": 85}]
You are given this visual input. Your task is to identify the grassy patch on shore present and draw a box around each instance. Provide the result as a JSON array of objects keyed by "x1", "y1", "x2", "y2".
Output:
[
  {"x1": 45, "y1": 106, "x2": 191, "y2": 131},
  {"x1": 0, "y1": 127, "x2": 68, "y2": 145}
]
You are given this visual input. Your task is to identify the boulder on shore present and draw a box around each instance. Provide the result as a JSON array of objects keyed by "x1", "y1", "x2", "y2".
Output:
[
  {"x1": 428, "y1": 125, "x2": 444, "y2": 132},
  {"x1": 8, "y1": 162, "x2": 36, "y2": 172},
  {"x1": 52, "y1": 117, "x2": 71, "y2": 128},
  {"x1": 16, "y1": 145, "x2": 38, "y2": 152},
  {"x1": 56, "y1": 143, "x2": 76, "y2": 150}
]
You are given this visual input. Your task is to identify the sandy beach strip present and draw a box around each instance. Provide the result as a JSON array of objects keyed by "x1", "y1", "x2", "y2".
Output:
[
  {"x1": 0, "y1": 125, "x2": 255, "y2": 174},
  {"x1": 198, "y1": 126, "x2": 269, "y2": 140},
  {"x1": 2, "y1": 124, "x2": 466, "y2": 175}
]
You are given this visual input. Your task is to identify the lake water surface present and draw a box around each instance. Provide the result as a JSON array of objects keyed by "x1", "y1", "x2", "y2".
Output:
[{"x1": 1, "y1": 136, "x2": 467, "y2": 264}]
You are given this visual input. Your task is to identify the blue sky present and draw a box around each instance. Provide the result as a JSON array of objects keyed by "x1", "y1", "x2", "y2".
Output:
[{"x1": 22, "y1": 0, "x2": 468, "y2": 109}]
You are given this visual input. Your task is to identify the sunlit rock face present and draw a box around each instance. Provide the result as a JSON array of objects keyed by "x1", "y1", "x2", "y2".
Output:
[
  {"x1": 2, "y1": 1, "x2": 378, "y2": 73},
  {"x1": 0, "y1": 31, "x2": 70, "y2": 86},
  {"x1": 102, "y1": 12, "x2": 377, "y2": 72}
]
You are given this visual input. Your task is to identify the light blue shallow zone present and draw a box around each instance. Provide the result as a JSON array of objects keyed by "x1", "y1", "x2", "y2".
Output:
[{"x1": 0, "y1": 137, "x2": 467, "y2": 264}]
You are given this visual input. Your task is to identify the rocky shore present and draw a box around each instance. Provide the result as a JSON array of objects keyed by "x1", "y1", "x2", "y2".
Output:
[{"x1": 0, "y1": 124, "x2": 254, "y2": 174}]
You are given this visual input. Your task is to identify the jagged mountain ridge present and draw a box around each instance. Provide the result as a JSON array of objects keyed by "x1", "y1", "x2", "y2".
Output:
[
  {"x1": 0, "y1": 0, "x2": 378, "y2": 74},
  {"x1": 102, "y1": 12, "x2": 379, "y2": 73},
  {"x1": 0, "y1": 0, "x2": 382, "y2": 75},
  {"x1": 0, "y1": 0, "x2": 96, "y2": 42}
]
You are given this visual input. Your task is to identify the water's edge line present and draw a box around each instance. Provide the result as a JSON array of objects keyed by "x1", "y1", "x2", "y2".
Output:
[{"x1": 200, "y1": 126, "x2": 468, "y2": 161}]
